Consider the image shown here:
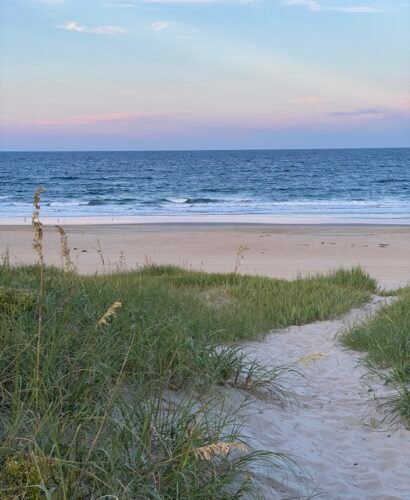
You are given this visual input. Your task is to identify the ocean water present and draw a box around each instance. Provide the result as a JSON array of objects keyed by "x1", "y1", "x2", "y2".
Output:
[{"x1": 0, "y1": 148, "x2": 409, "y2": 221}]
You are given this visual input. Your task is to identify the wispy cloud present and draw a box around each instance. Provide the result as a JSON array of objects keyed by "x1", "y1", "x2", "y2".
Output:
[
  {"x1": 56, "y1": 21, "x2": 127, "y2": 35},
  {"x1": 330, "y1": 107, "x2": 386, "y2": 116},
  {"x1": 283, "y1": 1, "x2": 382, "y2": 13},
  {"x1": 151, "y1": 21, "x2": 171, "y2": 31},
  {"x1": 150, "y1": 20, "x2": 199, "y2": 35}
]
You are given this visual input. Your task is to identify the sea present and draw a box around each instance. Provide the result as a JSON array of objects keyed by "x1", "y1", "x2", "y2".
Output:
[{"x1": 0, "y1": 148, "x2": 409, "y2": 222}]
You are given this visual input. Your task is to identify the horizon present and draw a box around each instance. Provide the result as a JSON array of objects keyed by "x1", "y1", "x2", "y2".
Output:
[
  {"x1": 1, "y1": 1, "x2": 410, "y2": 150},
  {"x1": 1, "y1": 146, "x2": 409, "y2": 154}
]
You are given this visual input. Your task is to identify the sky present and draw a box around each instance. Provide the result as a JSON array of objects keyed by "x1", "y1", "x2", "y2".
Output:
[{"x1": 0, "y1": 0, "x2": 409, "y2": 150}]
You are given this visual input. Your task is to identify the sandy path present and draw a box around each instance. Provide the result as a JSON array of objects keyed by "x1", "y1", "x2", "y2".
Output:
[{"x1": 230, "y1": 298, "x2": 410, "y2": 499}]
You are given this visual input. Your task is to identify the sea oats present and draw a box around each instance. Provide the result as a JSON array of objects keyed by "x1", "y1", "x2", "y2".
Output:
[
  {"x1": 56, "y1": 225, "x2": 74, "y2": 273},
  {"x1": 234, "y1": 245, "x2": 249, "y2": 274},
  {"x1": 96, "y1": 301, "x2": 122, "y2": 328},
  {"x1": 32, "y1": 187, "x2": 45, "y2": 410},
  {"x1": 32, "y1": 187, "x2": 44, "y2": 267},
  {"x1": 193, "y1": 442, "x2": 248, "y2": 461}
]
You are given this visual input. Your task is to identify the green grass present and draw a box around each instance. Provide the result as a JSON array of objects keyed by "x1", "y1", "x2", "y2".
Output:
[
  {"x1": 342, "y1": 287, "x2": 410, "y2": 428},
  {"x1": 0, "y1": 263, "x2": 376, "y2": 498}
]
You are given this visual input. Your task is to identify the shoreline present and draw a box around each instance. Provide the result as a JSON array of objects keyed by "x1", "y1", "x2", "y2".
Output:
[{"x1": 1, "y1": 214, "x2": 410, "y2": 226}]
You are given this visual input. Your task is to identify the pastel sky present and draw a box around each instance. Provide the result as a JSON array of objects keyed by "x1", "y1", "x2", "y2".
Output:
[{"x1": 0, "y1": 0, "x2": 409, "y2": 150}]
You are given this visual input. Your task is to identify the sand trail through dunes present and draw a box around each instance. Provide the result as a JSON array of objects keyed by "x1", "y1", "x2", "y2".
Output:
[{"x1": 231, "y1": 297, "x2": 410, "y2": 499}]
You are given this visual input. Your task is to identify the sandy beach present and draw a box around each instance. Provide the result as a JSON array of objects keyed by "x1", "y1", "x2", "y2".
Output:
[
  {"x1": 2, "y1": 1, "x2": 409, "y2": 495},
  {"x1": 1, "y1": 220, "x2": 409, "y2": 289}
]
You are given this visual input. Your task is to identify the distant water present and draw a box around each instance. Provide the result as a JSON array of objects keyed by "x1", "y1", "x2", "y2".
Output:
[{"x1": 0, "y1": 149, "x2": 409, "y2": 221}]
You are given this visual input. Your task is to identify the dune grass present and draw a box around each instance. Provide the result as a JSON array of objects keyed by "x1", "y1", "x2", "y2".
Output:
[
  {"x1": 0, "y1": 258, "x2": 377, "y2": 498},
  {"x1": 342, "y1": 287, "x2": 410, "y2": 428}
]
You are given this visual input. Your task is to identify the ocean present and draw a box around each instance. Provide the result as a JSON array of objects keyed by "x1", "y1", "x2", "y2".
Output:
[{"x1": 0, "y1": 148, "x2": 409, "y2": 222}]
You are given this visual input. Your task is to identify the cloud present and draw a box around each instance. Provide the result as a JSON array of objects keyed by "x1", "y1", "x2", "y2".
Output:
[
  {"x1": 330, "y1": 106, "x2": 410, "y2": 121},
  {"x1": 56, "y1": 21, "x2": 127, "y2": 35},
  {"x1": 285, "y1": 0, "x2": 321, "y2": 9},
  {"x1": 151, "y1": 21, "x2": 170, "y2": 31},
  {"x1": 330, "y1": 107, "x2": 386, "y2": 116},
  {"x1": 150, "y1": 20, "x2": 199, "y2": 35},
  {"x1": 283, "y1": 0, "x2": 382, "y2": 13}
]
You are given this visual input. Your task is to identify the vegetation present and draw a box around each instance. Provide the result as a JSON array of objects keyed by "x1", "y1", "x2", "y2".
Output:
[
  {"x1": 0, "y1": 192, "x2": 377, "y2": 498},
  {"x1": 0, "y1": 259, "x2": 377, "y2": 498},
  {"x1": 342, "y1": 288, "x2": 410, "y2": 428}
]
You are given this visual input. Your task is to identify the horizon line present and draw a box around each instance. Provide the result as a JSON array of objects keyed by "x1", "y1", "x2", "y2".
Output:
[{"x1": 1, "y1": 146, "x2": 409, "y2": 154}]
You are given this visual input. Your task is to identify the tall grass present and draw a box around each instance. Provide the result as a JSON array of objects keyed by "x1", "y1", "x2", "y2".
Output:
[
  {"x1": 342, "y1": 288, "x2": 410, "y2": 428},
  {"x1": 0, "y1": 202, "x2": 378, "y2": 497},
  {"x1": 31, "y1": 187, "x2": 45, "y2": 411}
]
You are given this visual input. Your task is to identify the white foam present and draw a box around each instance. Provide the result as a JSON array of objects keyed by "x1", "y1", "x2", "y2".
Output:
[{"x1": 166, "y1": 198, "x2": 189, "y2": 204}]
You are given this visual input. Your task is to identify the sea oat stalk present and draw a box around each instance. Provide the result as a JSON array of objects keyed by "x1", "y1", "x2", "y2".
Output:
[
  {"x1": 96, "y1": 301, "x2": 122, "y2": 328},
  {"x1": 193, "y1": 442, "x2": 248, "y2": 461},
  {"x1": 32, "y1": 187, "x2": 45, "y2": 410},
  {"x1": 234, "y1": 245, "x2": 249, "y2": 274},
  {"x1": 56, "y1": 225, "x2": 74, "y2": 273}
]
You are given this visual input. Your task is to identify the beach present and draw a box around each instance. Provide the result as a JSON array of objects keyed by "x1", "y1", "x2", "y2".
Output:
[
  {"x1": 2, "y1": 0, "x2": 409, "y2": 494},
  {"x1": 1, "y1": 219, "x2": 409, "y2": 289}
]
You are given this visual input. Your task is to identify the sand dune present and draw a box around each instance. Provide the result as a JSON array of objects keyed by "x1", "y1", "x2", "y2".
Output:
[{"x1": 1, "y1": 221, "x2": 409, "y2": 497}]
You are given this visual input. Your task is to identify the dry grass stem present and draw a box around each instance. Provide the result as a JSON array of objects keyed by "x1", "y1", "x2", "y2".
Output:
[
  {"x1": 1, "y1": 247, "x2": 10, "y2": 268},
  {"x1": 32, "y1": 188, "x2": 44, "y2": 268},
  {"x1": 234, "y1": 245, "x2": 249, "y2": 274},
  {"x1": 96, "y1": 301, "x2": 122, "y2": 328},
  {"x1": 193, "y1": 442, "x2": 248, "y2": 461},
  {"x1": 32, "y1": 187, "x2": 45, "y2": 410},
  {"x1": 56, "y1": 225, "x2": 74, "y2": 273}
]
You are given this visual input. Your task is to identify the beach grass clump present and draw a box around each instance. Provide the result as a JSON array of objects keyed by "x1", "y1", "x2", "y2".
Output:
[
  {"x1": 342, "y1": 287, "x2": 410, "y2": 428},
  {"x1": 136, "y1": 264, "x2": 377, "y2": 338},
  {"x1": 0, "y1": 259, "x2": 376, "y2": 497},
  {"x1": 0, "y1": 285, "x2": 35, "y2": 314}
]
